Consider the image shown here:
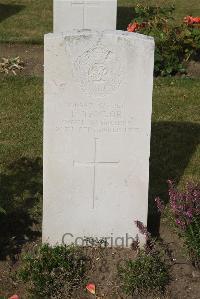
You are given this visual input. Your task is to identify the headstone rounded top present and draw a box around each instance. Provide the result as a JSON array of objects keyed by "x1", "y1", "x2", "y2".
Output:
[{"x1": 46, "y1": 30, "x2": 155, "y2": 46}]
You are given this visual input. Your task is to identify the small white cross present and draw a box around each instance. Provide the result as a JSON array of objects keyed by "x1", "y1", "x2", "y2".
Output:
[
  {"x1": 71, "y1": 1, "x2": 100, "y2": 29},
  {"x1": 73, "y1": 138, "x2": 120, "y2": 209}
]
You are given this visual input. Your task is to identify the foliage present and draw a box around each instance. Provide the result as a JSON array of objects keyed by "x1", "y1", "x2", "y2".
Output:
[
  {"x1": 184, "y1": 16, "x2": 200, "y2": 25},
  {"x1": 128, "y1": 3, "x2": 200, "y2": 76},
  {"x1": 18, "y1": 243, "x2": 88, "y2": 298},
  {"x1": 185, "y1": 216, "x2": 200, "y2": 268},
  {"x1": 0, "y1": 0, "x2": 52, "y2": 43},
  {"x1": 118, "y1": 219, "x2": 170, "y2": 296},
  {"x1": 118, "y1": 249, "x2": 170, "y2": 296},
  {"x1": 0, "y1": 206, "x2": 6, "y2": 215},
  {"x1": 156, "y1": 181, "x2": 200, "y2": 267},
  {"x1": 0, "y1": 56, "x2": 24, "y2": 75},
  {"x1": 167, "y1": 180, "x2": 200, "y2": 229}
]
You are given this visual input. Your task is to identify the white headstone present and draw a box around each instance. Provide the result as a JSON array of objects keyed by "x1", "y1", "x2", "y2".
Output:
[
  {"x1": 54, "y1": 0, "x2": 117, "y2": 32},
  {"x1": 43, "y1": 30, "x2": 154, "y2": 247}
]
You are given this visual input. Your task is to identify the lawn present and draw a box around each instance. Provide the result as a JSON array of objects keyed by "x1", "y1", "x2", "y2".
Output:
[
  {"x1": 0, "y1": 76, "x2": 199, "y2": 221},
  {"x1": 0, "y1": 0, "x2": 200, "y2": 43},
  {"x1": 0, "y1": 77, "x2": 42, "y2": 169},
  {"x1": 0, "y1": 0, "x2": 52, "y2": 43},
  {"x1": 0, "y1": 1, "x2": 200, "y2": 297},
  {"x1": 0, "y1": 76, "x2": 199, "y2": 172},
  {"x1": 150, "y1": 78, "x2": 200, "y2": 217}
]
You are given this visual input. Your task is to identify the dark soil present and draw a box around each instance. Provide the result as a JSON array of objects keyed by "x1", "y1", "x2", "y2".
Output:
[
  {"x1": 159, "y1": 220, "x2": 200, "y2": 299},
  {"x1": 0, "y1": 43, "x2": 200, "y2": 78},
  {"x1": 0, "y1": 43, "x2": 43, "y2": 77},
  {"x1": 0, "y1": 219, "x2": 200, "y2": 298},
  {"x1": 0, "y1": 42, "x2": 200, "y2": 298}
]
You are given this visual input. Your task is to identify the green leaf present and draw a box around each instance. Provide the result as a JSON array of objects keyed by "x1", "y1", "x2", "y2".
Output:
[{"x1": 0, "y1": 207, "x2": 6, "y2": 214}]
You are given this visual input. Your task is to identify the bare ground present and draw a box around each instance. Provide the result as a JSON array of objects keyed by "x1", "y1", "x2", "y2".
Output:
[
  {"x1": 0, "y1": 43, "x2": 200, "y2": 78},
  {"x1": 0, "y1": 220, "x2": 200, "y2": 298},
  {"x1": 0, "y1": 43, "x2": 43, "y2": 77},
  {"x1": 0, "y1": 42, "x2": 200, "y2": 298}
]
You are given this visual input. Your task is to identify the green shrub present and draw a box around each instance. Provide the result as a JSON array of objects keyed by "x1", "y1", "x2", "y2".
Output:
[
  {"x1": 118, "y1": 250, "x2": 170, "y2": 296},
  {"x1": 128, "y1": 3, "x2": 200, "y2": 76},
  {"x1": 18, "y1": 243, "x2": 88, "y2": 298},
  {"x1": 0, "y1": 206, "x2": 6, "y2": 215},
  {"x1": 0, "y1": 206, "x2": 6, "y2": 214}
]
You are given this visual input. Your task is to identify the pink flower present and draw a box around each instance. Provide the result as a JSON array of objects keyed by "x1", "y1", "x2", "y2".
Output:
[{"x1": 155, "y1": 197, "x2": 165, "y2": 212}]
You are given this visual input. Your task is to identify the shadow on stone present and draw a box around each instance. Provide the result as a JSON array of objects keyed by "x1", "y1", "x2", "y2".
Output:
[
  {"x1": 148, "y1": 121, "x2": 200, "y2": 236},
  {"x1": 0, "y1": 157, "x2": 42, "y2": 260},
  {"x1": 0, "y1": 122, "x2": 199, "y2": 256},
  {"x1": 117, "y1": 5, "x2": 135, "y2": 30},
  {"x1": 0, "y1": 4, "x2": 25, "y2": 23}
]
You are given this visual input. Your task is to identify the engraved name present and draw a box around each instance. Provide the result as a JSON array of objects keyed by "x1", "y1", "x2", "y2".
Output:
[{"x1": 55, "y1": 102, "x2": 137, "y2": 134}]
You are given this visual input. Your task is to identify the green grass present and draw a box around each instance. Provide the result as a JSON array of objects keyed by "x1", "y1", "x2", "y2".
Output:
[
  {"x1": 0, "y1": 76, "x2": 199, "y2": 181},
  {"x1": 0, "y1": 0, "x2": 52, "y2": 43},
  {"x1": 0, "y1": 0, "x2": 200, "y2": 43},
  {"x1": 0, "y1": 76, "x2": 43, "y2": 168},
  {"x1": 0, "y1": 75, "x2": 199, "y2": 253},
  {"x1": 0, "y1": 76, "x2": 43, "y2": 258},
  {"x1": 150, "y1": 78, "x2": 200, "y2": 206},
  {"x1": 0, "y1": 75, "x2": 199, "y2": 191},
  {"x1": 118, "y1": 0, "x2": 200, "y2": 31},
  {"x1": 148, "y1": 77, "x2": 200, "y2": 233},
  {"x1": 118, "y1": 0, "x2": 200, "y2": 19}
]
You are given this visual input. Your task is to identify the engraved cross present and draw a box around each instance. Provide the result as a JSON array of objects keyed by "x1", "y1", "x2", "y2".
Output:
[
  {"x1": 73, "y1": 138, "x2": 120, "y2": 209},
  {"x1": 71, "y1": 1, "x2": 100, "y2": 29}
]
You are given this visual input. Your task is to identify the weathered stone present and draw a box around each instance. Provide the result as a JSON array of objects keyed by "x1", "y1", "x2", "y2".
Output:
[{"x1": 43, "y1": 30, "x2": 154, "y2": 247}]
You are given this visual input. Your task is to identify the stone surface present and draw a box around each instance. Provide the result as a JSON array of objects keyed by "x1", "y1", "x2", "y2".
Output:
[
  {"x1": 43, "y1": 30, "x2": 154, "y2": 247},
  {"x1": 54, "y1": 0, "x2": 117, "y2": 32}
]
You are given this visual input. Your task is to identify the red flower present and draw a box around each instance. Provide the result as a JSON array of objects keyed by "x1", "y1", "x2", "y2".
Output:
[
  {"x1": 127, "y1": 22, "x2": 140, "y2": 32},
  {"x1": 86, "y1": 283, "x2": 96, "y2": 295},
  {"x1": 8, "y1": 295, "x2": 20, "y2": 299},
  {"x1": 184, "y1": 16, "x2": 200, "y2": 25}
]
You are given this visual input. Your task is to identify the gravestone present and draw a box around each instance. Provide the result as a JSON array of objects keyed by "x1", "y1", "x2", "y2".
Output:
[
  {"x1": 43, "y1": 30, "x2": 154, "y2": 247},
  {"x1": 54, "y1": 0, "x2": 117, "y2": 32}
]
